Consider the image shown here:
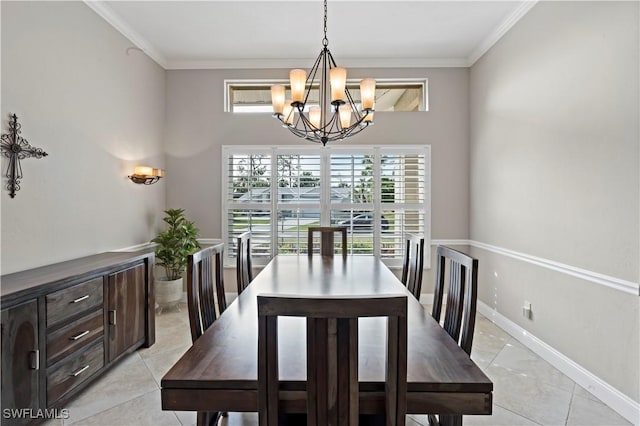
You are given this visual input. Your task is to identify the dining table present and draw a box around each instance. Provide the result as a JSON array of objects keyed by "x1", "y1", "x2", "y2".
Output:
[{"x1": 161, "y1": 255, "x2": 493, "y2": 416}]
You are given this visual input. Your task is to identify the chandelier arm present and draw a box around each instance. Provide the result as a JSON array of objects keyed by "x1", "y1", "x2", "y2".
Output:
[
  {"x1": 325, "y1": 48, "x2": 339, "y2": 69},
  {"x1": 344, "y1": 88, "x2": 362, "y2": 117},
  {"x1": 303, "y1": 50, "x2": 324, "y2": 107},
  {"x1": 296, "y1": 110, "x2": 314, "y2": 134},
  {"x1": 321, "y1": 108, "x2": 340, "y2": 133},
  {"x1": 287, "y1": 125, "x2": 309, "y2": 139}
]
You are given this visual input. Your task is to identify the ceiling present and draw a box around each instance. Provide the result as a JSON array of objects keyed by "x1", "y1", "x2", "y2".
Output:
[{"x1": 87, "y1": 1, "x2": 536, "y2": 70}]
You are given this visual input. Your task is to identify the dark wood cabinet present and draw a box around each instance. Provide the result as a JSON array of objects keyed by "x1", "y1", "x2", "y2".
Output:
[
  {"x1": 1, "y1": 300, "x2": 40, "y2": 425},
  {"x1": 107, "y1": 263, "x2": 146, "y2": 362},
  {"x1": 0, "y1": 250, "x2": 154, "y2": 421}
]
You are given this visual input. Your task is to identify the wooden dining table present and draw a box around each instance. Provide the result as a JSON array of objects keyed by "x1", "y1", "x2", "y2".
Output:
[{"x1": 161, "y1": 255, "x2": 492, "y2": 416}]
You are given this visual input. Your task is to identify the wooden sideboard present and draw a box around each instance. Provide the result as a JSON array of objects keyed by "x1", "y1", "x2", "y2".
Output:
[{"x1": 1, "y1": 250, "x2": 155, "y2": 425}]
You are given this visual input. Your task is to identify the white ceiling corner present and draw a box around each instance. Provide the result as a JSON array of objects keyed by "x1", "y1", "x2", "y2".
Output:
[
  {"x1": 83, "y1": 0, "x2": 169, "y2": 68},
  {"x1": 85, "y1": 1, "x2": 537, "y2": 70},
  {"x1": 466, "y1": 0, "x2": 538, "y2": 66}
]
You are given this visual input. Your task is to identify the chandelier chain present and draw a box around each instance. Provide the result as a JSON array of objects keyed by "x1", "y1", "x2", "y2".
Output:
[{"x1": 322, "y1": 0, "x2": 328, "y2": 47}]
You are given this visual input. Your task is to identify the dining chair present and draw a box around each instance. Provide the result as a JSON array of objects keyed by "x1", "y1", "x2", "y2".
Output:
[
  {"x1": 257, "y1": 294, "x2": 408, "y2": 426},
  {"x1": 236, "y1": 231, "x2": 253, "y2": 294},
  {"x1": 401, "y1": 233, "x2": 425, "y2": 300},
  {"x1": 428, "y1": 246, "x2": 479, "y2": 426},
  {"x1": 186, "y1": 243, "x2": 227, "y2": 426},
  {"x1": 307, "y1": 226, "x2": 348, "y2": 258}
]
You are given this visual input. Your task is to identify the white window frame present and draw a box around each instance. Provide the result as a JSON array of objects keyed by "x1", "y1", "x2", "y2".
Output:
[
  {"x1": 222, "y1": 145, "x2": 431, "y2": 268},
  {"x1": 224, "y1": 78, "x2": 429, "y2": 113}
]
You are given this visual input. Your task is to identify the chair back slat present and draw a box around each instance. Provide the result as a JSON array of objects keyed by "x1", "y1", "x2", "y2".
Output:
[
  {"x1": 307, "y1": 227, "x2": 348, "y2": 258},
  {"x1": 401, "y1": 234, "x2": 425, "y2": 300},
  {"x1": 186, "y1": 244, "x2": 226, "y2": 343},
  {"x1": 236, "y1": 232, "x2": 253, "y2": 294},
  {"x1": 432, "y1": 246, "x2": 479, "y2": 355},
  {"x1": 443, "y1": 260, "x2": 464, "y2": 342},
  {"x1": 459, "y1": 264, "x2": 478, "y2": 355},
  {"x1": 257, "y1": 295, "x2": 407, "y2": 426}
]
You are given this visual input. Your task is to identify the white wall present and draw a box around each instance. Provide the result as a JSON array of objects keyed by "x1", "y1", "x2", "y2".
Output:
[
  {"x1": 1, "y1": 1, "x2": 166, "y2": 274},
  {"x1": 470, "y1": 1, "x2": 639, "y2": 403},
  {"x1": 164, "y1": 68, "x2": 470, "y2": 294}
]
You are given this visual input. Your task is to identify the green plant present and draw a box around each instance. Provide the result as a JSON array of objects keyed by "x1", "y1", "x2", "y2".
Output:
[{"x1": 151, "y1": 208, "x2": 200, "y2": 280}]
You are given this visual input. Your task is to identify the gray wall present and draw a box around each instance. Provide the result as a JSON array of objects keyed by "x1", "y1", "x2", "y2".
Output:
[
  {"x1": 164, "y1": 68, "x2": 470, "y2": 283},
  {"x1": 470, "y1": 1, "x2": 639, "y2": 402},
  {"x1": 1, "y1": 1, "x2": 166, "y2": 274},
  {"x1": 4, "y1": 0, "x2": 637, "y2": 411}
]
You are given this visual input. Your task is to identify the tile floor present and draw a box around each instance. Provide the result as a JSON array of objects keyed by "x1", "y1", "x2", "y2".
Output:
[{"x1": 47, "y1": 302, "x2": 631, "y2": 426}]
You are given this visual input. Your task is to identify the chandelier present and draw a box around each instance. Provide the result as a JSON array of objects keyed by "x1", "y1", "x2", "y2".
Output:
[{"x1": 270, "y1": 0, "x2": 376, "y2": 146}]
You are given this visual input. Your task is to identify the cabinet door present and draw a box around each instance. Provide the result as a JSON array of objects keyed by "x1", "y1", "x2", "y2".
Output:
[
  {"x1": 1, "y1": 300, "x2": 40, "y2": 424},
  {"x1": 107, "y1": 263, "x2": 146, "y2": 362}
]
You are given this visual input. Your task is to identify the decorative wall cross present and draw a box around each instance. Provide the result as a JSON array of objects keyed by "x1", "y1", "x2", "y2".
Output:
[{"x1": 0, "y1": 114, "x2": 48, "y2": 198}]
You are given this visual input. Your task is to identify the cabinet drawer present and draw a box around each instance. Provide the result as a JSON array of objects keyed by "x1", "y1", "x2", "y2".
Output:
[
  {"x1": 47, "y1": 341, "x2": 104, "y2": 406},
  {"x1": 46, "y1": 308, "x2": 104, "y2": 366},
  {"x1": 46, "y1": 277, "x2": 103, "y2": 326}
]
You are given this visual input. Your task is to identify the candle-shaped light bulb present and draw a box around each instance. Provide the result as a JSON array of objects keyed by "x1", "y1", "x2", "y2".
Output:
[
  {"x1": 339, "y1": 105, "x2": 352, "y2": 128},
  {"x1": 271, "y1": 84, "x2": 285, "y2": 115},
  {"x1": 360, "y1": 78, "x2": 376, "y2": 111},
  {"x1": 363, "y1": 111, "x2": 374, "y2": 124},
  {"x1": 309, "y1": 106, "x2": 321, "y2": 129},
  {"x1": 290, "y1": 69, "x2": 306, "y2": 104},
  {"x1": 283, "y1": 100, "x2": 294, "y2": 125},
  {"x1": 330, "y1": 67, "x2": 347, "y2": 103}
]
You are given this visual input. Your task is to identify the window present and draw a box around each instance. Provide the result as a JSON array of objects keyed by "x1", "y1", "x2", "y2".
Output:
[
  {"x1": 225, "y1": 79, "x2": 428, "y2": 113},
  {"x1": 223, "y1": 146, "x2": 430, "y2": 267}
]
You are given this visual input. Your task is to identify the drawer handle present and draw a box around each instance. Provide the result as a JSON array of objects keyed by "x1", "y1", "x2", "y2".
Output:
[
  {"x1": 71, "y1": 365, "x2": 90, "y2": 377},
  {"x1": 70, "y1": 330, "x2": 90, "y2": 341},
  {"x1": 71, "y1": 295, "x2": 90, "y2": 304},
  {"x1": 30, "y1": 350, "x2": 39, "y2": 370}
]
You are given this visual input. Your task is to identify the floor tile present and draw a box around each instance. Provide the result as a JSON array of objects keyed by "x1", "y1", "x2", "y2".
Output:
[
  {"x1": 465, "y1": 404, "x2": 541, "y2": 425},
  {"x1": 64, "y1": 353, "x2": 159, "y2": 424},
  {"x1": 573, "y1": 383, "x2": 604, "y2": 403},
  {"x1": 485, "y1": 361, "x2": 572, "y2": 425},
  {"x1": 143, "y1": 345, "x2": 190, "y2": 385},
  {"x1": 491, "y1": 338, "x2": 575, "y2": 393},
  {"x1": 68, "y1": 390, "x2": 180, "y2": 426},
  {"x1": 174, "y1": 411, "x2": 196, "y2": 426},
  {"x1": 406, "y1": 415, "x2": 425, "y2": 426},
  {"x1": 567, "y1": 393, "x2": 632, "y2": 425}
]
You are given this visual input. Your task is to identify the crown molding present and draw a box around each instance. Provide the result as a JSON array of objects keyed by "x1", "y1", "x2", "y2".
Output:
[
  {"x1": 85, "y1": 0, "x2": 535, "y2": 70},
  {"x1": 467, "y1": 0, "x2": 538, "y2": 66},
  {"x1": 166, "y1": 57, "x2": 469, "y2": 70},
  {"x1": 83, "y1": 0, "x2": 169, "y2": 69}
]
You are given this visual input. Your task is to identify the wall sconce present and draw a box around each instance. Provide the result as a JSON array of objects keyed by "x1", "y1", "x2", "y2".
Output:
[{"x1": 128, "y1": 165, "x2": 164, "y2": 185}]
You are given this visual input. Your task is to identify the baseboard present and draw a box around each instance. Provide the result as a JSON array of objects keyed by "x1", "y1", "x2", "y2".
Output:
[
  {"x1": 476, "y1": 300, "x2": 640, "y2": 425},
  {"x1": 111, "y1": 242, "x2": 156, "y2": 252},
  {"x1": 419, "y1": 293, "x2": 434, "y2": 305},
  {"x1": 181, "y1": 291, "x2": 238, "y2": 303}
]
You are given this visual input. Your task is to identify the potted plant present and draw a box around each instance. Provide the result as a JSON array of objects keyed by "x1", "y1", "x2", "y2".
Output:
[{"x1": 152, "y1": 208, "x2": 200, "y2": 310}]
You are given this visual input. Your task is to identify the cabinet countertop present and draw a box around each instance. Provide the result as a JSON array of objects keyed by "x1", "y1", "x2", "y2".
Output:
[{"x1": 1, "y1": 249, "x2": 154, "y2": 307}]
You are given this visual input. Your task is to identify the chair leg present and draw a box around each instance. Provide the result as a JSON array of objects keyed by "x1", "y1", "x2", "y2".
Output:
[
  {"x1": 197, "y1": 411, "x2": 222, "y2": 426},
  {"x1": 439, "y1": 415, "x2": 462, "y2": 426}
]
